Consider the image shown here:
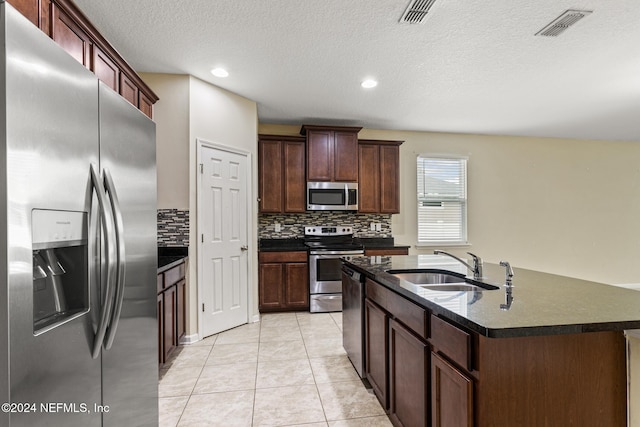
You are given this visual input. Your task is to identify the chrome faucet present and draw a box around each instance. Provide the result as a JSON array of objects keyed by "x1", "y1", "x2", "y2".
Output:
[
  {"x1": 433, "y1": 250, "x2": 484, "y2": 280},
  {"x1": 499, "y1": 260, "x2": 514, "y2": 287}
]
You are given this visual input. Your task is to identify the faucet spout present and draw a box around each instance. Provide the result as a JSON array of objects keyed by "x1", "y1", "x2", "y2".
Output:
[{"x1": 433, "y1": 250, "x2": 484, "y2": 280}]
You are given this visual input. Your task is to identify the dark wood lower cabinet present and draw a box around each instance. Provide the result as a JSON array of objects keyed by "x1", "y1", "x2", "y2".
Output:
[
  {"x1": 431, "y1": 352, "x2": 473, "y2": 427},
  {"x1": 162, "y1": 284, "x2": 177, "y2": 363},
  {"x1": 158, "y1": 260, "x2": 187, "y2": 367},
  {"x1": 258, "y1": 251, "x2": 309, "y2": 312},
  {"x1": 389, "y1": 319, "x2": 429, "y2": 427},
  {"x1": 365, "y1": 299, "x2": 388, "y2": 408},
  {"x1": 177, "y1": 279, "x2": 186, "y2": 342}
]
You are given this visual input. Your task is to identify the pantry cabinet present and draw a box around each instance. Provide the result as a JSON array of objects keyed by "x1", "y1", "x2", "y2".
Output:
[
  {"x1": 258, "y1": 135, "x2": 306, "y2": 213},
  {"x1": 301, "y1": 125, "x2": 362, "y2": 182},
  {"x1": 7, "y1": 0, "x2": 158, "y2": 118},
  {"x1": 358, "y1": 139, "x2": 403, "y2": 214}
]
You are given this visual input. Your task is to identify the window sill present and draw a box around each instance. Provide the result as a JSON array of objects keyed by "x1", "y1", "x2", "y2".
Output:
[{"x1": 415, "y1": 242, "x2": 471, "y2": 248}]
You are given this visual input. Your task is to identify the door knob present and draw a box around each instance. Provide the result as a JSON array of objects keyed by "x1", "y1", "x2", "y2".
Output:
[{"x1": 240, "y1": 245, "x2": 248, "y2": 251}]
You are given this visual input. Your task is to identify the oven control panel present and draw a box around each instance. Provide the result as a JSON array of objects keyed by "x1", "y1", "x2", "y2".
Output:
[{"x1": 304, "y1": 226, "x2": 353, "y2": 236}]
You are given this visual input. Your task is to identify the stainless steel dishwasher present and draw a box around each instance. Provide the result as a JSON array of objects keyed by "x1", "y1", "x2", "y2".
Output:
[{"x1": 342, "y1": 264, "x2": 366, "y2": 378}]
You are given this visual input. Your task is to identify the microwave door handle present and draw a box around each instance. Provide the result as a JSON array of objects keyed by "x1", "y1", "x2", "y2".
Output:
[
  {"x1": 103, "y1": 168, "x2": 126, "y2": 351},
  {"x1": 345, "y1": 184, "x2": 349, "y2": 208},
  {"x1": 90, "y1": 164, "x2": 117, "y2": 359}
]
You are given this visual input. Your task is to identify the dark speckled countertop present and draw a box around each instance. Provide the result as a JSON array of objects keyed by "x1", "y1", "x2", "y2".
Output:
[
  {"x1": 158, "y1": 247, "x2": 188, "y2": 273},
  {"x1": 343, "y1": 255, "x2": 640, "y2": 338}
]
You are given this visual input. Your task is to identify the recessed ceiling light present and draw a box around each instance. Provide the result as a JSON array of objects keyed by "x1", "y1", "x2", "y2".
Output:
[
  {"x1": 211, "y1": 68, "x2": 229, "y2": 78},
  {"x1": 361, "y1": 79, "x2": 378, "y2": 89}
]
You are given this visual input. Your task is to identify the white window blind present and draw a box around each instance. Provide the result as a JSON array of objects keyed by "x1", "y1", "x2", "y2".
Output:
[{"x1": 417, "y1": 156, "x2": 467, "y2": 245}]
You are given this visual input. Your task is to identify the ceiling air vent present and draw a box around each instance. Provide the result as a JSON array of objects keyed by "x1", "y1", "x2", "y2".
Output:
[
  {"x1": 535, "y1": 9, "x2": 592, "y2": 37},
  {"x1": 400, "y1": 0, "x2": 437, "y2": 24}
]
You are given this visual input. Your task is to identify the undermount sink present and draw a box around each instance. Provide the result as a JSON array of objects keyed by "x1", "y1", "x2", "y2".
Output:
[{"x1": 386, "y1": 269, "x2": 499, "y2": 291}]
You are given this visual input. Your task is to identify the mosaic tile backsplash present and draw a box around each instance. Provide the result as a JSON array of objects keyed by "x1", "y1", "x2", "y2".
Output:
[
  {"x1": 158, "y1": 209, "x2": 189, "y2": 246},
  {"x1": 259, "y1": 212, "x2": 392, "y2": 239}
]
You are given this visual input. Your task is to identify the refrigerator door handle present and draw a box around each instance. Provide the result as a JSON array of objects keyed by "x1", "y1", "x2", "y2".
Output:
[
  {"x1": 103, "y1": 168, "x2": 126, "y2": 350},
  {"x1": 90, "y1": 164, "x2": 117, "y2": 359}
]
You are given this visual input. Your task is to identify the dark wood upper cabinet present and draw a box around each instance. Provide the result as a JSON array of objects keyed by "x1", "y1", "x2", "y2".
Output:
[
  {"x1": 301, "y1": 125, "x2": 361, "y2": 182},
  {"x1": 7, "y1": 0, "x2": 158, "y2": 118},
  {"x1": 258, "y1": 135, "x2": 306, "y2": 213},
  {"x1": 359, "y1": 140, "x2": 403, "y2": 214},
  {"x1": 51, "y1": 4, "x2": 91, "y2": 68}
]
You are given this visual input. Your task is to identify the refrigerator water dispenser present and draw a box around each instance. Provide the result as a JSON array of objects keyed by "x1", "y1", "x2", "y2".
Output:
[{"x1": 32, "y1": 209, "x2": 89, "y2": 335}]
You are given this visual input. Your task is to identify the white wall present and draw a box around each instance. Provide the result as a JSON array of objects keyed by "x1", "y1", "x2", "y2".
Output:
[
  {"x1": 259, "y1": 123, "x2": 640, "y2": 285},
  {"x1": 142, "y1": 73, "x2": 258, "y2": 336}
]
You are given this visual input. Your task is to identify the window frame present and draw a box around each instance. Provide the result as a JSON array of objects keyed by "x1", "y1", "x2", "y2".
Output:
[{"x1": 416, "y1": 154, "x2": 469, "y2": 247}]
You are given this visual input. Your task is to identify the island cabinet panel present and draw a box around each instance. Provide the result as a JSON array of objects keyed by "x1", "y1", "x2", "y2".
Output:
[
  {"x1": 358, "y1": 140, "x2": 403, "y2": 214},
  {"x1": 431, "y1": 352, "x2": 473, "y2": 427},
  {"x1": 474, "y1": 331, "x2": 627, "y2": 427},
  {"x1": 301, "y1": 125, "x2": 362, "y2": 182},
  {"x1": 258, "y1": 251, "x2": 309, "y2": 312},
  {"x1": 258, "y1": 135, "x2": 306, "y2": 213},
  {"x1": 389, "y1": 318, "x2": 429, "y2": 427},
  {"x1": 365, "y1": 298, "x2": 389, "y2": 409}
]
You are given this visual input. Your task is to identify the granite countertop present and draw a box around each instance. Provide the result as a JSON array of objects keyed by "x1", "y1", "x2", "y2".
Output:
[
  {"x1": 259, "y1": 238, "x2": 307, "y2": 252},
  {"x1": 158, "y1": 247, "x2": 188, "y2": 273},
  {"x1": 344, "y1": 254, "x2": 640, "y2": 338},
  {"x1": 259, "y1": 237, "x2": 409, "y2": 252}
]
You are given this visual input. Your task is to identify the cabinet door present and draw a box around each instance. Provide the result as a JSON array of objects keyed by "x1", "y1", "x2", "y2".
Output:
[
  {"x1": 283, "y1": 141, "x2": 306, "y2": 212},
  {"x1": 259, "y1": 263, "x2": 284, "y2": 311},
  {"x1": 431, "y1": 352, "x2": 473, "y2": 427},
  {"x1": 92, "y1": 45, "x2": 119, "y2": 92},
  {"x1": 162, "y1": 285, "x2": 177, "y2": 362},
  {"x1": 119, "y1": 73, "x2": 139, "y2": 107},
  {"x1": 176, "y1": 279, "x2": 186, "y2": 342},
  {"x1": 389, "y1": 319, "x2": 429, "y2": 427},
  {"x1": 7, "y1": 0, "x2": 39, "y2": 26},
  {"x1": 380, "y1": 144, "x2": 400, "y2": 213},
  {"x1": 157, "y1": 292, "x2": 164, "y2": 366},
  {"x1": 333, "y1": 131, "x2": 359, "y2": 181},
  {"x1": 139, "y1": 92, "x2": 154, "y2": 119},
  {"x1": 365, "y1": 299, "x2": 389, "y2": 408},
  {"x1": 358, "y1": 144, "x2": 380, "y2": 213},
  {"x1": 51, "y1": 4, "x2": 91, "y2": 68},
  {"x1": 306, "y1": 130, "x2": 333, "y2": 181},
  {"x1": 258, "y1": 140, "x2": 283, "y2": 213},
  {"x1": 284, "y1": 262, "x2": 309, "y2": 309}
]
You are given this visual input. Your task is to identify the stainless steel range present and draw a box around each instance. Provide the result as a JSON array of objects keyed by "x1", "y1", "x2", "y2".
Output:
[{"x1": 305, "y1": 226, "x2": 364, "y2": 312}]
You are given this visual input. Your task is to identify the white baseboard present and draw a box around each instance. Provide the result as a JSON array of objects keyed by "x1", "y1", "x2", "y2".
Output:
[{"x1": 179, "y1": 333, "x2": 200, "y2": 345}]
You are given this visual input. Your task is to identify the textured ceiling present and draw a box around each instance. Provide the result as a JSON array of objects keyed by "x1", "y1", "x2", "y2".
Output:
[{"x1": 73, "y1": 0, "x2": 640, "y2": 141}]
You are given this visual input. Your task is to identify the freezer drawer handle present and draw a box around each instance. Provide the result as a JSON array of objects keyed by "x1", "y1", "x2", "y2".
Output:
[
  {"x1": 90, "y1": 164, "x2": 117, "y2": 359},
  {"x1": 103, "y1": 168, "x2": 126, "y2": 350}
]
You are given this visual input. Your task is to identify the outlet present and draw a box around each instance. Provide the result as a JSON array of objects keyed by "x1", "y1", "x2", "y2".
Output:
[
  {"x1": 275, "y1": 223, "x2": 281, "y2": 232},
  {"x1": 376, "y1": 223, "x2": 382, "y2": 232},
  {"x1": 370, "y1": 222, "x2": 376, "y2": 231}
]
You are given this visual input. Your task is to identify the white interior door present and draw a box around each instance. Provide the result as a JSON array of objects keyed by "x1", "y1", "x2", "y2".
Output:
[{"x1": 198, "y1": 142, "x2": 249, "y2": 337}]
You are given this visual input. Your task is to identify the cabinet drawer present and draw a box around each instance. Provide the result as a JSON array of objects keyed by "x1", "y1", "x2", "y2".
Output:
[
  {"x1": 388, "y1": 292, "x2": 428, "y2": 340},
  {"x1": 365, "y1": 278, "x2": 390, "y2": 310},
  {"x1": 164, "y1": 262, "x2": 185, "y2": 287},
  {"x1": 430, "y1": 315, "x2": 472, "y2": 371},
  {"x1": 259, "y1": 251, "x2": 307, "y2": 263}
]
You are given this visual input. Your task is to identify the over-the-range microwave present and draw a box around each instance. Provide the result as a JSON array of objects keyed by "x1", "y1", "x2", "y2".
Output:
[{"x1": 307, "y1": 182, "x2": 358, "y2": 211}]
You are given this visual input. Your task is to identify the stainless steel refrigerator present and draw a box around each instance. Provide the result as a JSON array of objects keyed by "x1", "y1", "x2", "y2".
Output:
[{"x1": 0, "y1": 3, "x2": 158, "y2": 426}]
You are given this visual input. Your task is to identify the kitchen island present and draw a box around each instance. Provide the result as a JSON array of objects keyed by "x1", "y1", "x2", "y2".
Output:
[{"x1": 343, "y1": 255, "x2": 640, "y2": 427}]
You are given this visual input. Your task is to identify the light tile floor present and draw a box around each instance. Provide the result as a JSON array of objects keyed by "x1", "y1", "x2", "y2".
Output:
[{"x1": 159, "y1": 312, "x2": 392, "y2": 427}]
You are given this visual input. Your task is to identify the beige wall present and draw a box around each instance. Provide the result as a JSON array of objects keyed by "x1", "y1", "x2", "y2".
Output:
[
  {"x1": 143, "y1": 73, "x2": 259, "y2": 337},
  {"x1": 140, "y1": 73, "x2": 190, "y2": 209},
  {"x1": 259, "y1": 123, "x2": 640, "y2": 285}
]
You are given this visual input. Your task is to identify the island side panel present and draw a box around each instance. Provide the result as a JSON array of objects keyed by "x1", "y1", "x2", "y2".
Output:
[{"x1": 474, "y1": 331, "x2": 626, "y2": 427}]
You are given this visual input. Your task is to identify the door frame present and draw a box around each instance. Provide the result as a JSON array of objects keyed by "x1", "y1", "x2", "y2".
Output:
[{"x1": 196, "y1": 138, "x2": 255, "y2": 340}]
